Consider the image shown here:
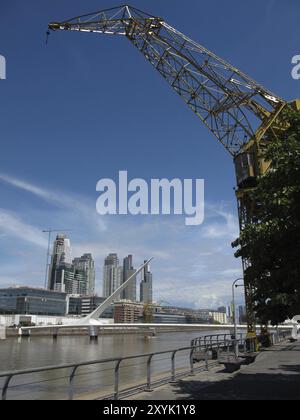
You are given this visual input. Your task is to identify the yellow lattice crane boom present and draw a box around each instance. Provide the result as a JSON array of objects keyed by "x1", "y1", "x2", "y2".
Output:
[{"x1": 48, "y1": 5, "x2": 300, "y2": 338}]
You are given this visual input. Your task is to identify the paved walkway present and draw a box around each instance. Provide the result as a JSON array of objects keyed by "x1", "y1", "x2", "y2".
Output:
[{"x1": 129, "y1": 341, "x2": 300, "y2": 400}]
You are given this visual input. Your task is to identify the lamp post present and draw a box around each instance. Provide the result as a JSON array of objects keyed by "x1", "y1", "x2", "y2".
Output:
[{"x1": 232, "y1": 278, "x2": 244, "y2": 357}]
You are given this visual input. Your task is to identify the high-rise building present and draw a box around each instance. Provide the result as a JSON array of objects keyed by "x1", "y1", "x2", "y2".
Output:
[
  {"x1": 103, "y1": 254, "x2": 123, "y2": 298},
  {"x1": 73, "y1": 254, "x2": 95, "y2": 296},
  {"x1": 54, "y1": 263, "x2": 75, "y2": 294},
  {"x1": 48, "y1": 235, "x2": 95, "y2": 297},
  {"x1": 48, "y1": 235, "x2": 72, "y2": 291},
  {"x1": 122, "y1": 255, "x2": 136, "y2": 302},
  {"x1": 140, "y1": 260, "x2": 153, "y2": 304},
  {"x1": 73, "y1": 269, "x2": 87, "y2": 295}
]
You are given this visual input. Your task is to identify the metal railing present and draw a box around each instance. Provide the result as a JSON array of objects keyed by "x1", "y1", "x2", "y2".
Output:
[
  {"x1": 0, "y1": 340, "x2": 234, "y2": 401},
  {"x1": 192, "y1": 330, "x2": 292, "y2": 353},
  {"x1": 0, "y1": 331, "x2": 292, "y2": 400},
  {"x1": 269, "y1": 330, "x2": 292, "y2": 345},
  {"x1": 191, "y1": 333, "x2": 245, "y2": 349}
]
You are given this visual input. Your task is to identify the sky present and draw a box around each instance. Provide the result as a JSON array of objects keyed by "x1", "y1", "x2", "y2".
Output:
[{"x1": 0, "y1": 0, "x2": 299, "y2": 309}]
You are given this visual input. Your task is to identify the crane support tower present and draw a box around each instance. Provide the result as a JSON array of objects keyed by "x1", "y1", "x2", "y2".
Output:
[{"x1": 48, "y1": 5, "x2": 300, "y2": 339}]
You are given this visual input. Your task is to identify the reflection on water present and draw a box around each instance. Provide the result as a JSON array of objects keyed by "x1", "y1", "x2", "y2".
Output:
[{"x1": 0, "y1": 330, "x2": 230, "y2": 400}]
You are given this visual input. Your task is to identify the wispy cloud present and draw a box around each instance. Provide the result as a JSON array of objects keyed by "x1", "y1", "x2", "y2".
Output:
[
  {"x1": 0, "y1": 209, "x2": 47, "y2": 248},
  {"x1": 0, "y1": 173, "x2": 107, "y2": 232},
  {"x1": 202, "y1": 208, "x2": 239, "y2": 240},
  {"x1": 155, "y1": 277, "x2": 244, "y2": 309},
  {"x1": 0, "y1": 173, "x2": 60, "y2": 202},
  {"x1": 0, "y1": 173, "x2": 243, "y2": 308}
]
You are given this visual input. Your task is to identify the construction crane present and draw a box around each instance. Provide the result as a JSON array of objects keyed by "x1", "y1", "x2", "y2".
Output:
[{"x1": 48, "y1": 5, "x2": 300, "y2": 340}]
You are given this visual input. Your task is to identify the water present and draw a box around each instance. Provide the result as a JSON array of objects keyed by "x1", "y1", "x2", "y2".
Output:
[{"x1": 0, "y1": 329, "x2": 230, "y2": 400}]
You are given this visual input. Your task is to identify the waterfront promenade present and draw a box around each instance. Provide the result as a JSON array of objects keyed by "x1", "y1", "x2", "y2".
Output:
[{"x1": 131, "y1": 340, "x2": 300, "y2": 400}]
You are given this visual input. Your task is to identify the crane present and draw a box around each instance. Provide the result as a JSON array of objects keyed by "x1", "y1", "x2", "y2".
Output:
[{"x1": 48, "y1": 5, "x2": 300, "y2": 340}]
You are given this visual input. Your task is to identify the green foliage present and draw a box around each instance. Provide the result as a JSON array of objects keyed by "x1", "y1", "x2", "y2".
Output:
[{"x1": 234, "y1": 107, "x2": 300, "y2": 325}]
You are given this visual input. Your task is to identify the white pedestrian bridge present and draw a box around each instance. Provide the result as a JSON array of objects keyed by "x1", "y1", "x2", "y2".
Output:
[{"x1": 3, "y1": 259, "x2": 298, "y2": 337}]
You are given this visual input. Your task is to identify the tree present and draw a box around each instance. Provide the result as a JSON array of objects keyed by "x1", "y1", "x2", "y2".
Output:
[{"x1": 234, "y1": 107, "x2": 300, "y2": 325}]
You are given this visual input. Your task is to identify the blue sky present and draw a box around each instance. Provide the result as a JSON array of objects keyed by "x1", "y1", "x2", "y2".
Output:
[{"x1": 0, "y1": 0, "x2": 299, "y2": 308}]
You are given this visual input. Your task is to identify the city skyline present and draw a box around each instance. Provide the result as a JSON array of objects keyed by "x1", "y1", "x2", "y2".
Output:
[
  {"x1": 0, "y1": 209, "x2": 246, "y2": 308},
  {"x1": 2, "y1": 0, "x2": 296, "y2": 308},
  {"x1": 0, "y1": 215, "x2": 243, "y2": 310},
  {"x1": 45, "y1": 233, "x2": 242, "y2": 310},
  {"x1": 0, "y1": 227, "x2": 241, "y2": 310}
]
